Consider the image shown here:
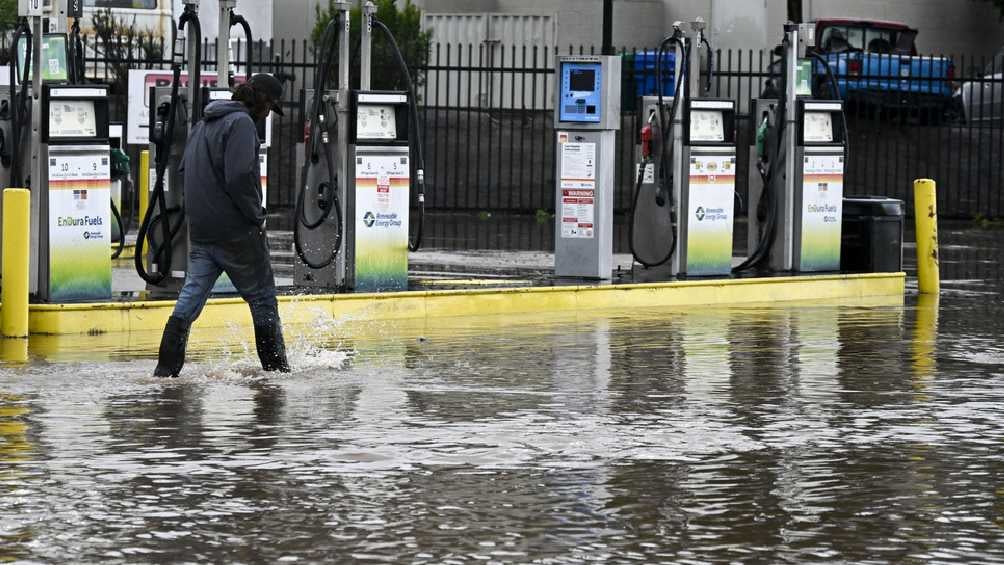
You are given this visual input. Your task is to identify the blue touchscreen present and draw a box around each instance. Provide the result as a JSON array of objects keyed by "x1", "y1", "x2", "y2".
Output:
[{"x1": 559, "y1": 61, "x2": 602, "y2": 123}]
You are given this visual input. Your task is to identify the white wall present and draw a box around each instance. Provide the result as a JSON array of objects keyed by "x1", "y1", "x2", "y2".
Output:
[
  {"x1": 417, "y1": 0, "x2": 667, "y2": 49},
  {"x1": 171, "y1": 0, "x2": 274, "y2": 41},
  {"x1": 272, "y1": 0, "x2": 325, "y2": 43}
]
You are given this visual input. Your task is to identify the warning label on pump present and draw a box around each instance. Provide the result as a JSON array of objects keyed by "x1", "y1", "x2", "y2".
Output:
[{"x1": 560, "y1": 183, "x2": 595, "y2": 239}]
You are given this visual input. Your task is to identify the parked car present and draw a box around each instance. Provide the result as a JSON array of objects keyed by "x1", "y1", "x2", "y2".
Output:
[
  {"x1": 956, "y1": 47, "x2": 1003, "y2": 125},
  {"x1": 811, "y1": 18, "x2": 956, "y2": 113}
]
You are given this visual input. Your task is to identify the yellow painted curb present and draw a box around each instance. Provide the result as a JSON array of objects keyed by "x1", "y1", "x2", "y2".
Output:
[{"x1": 25, "y1": 272, "x2": 906, "y2": 336}]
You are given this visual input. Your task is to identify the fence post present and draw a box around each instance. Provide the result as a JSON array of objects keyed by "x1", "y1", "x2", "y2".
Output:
[
  {"x1": 2, "y1": 189, "x2": 31, "y2": 339},
  {"x1": 913, "y1": 179, "x2": 940, "y2": 295}
]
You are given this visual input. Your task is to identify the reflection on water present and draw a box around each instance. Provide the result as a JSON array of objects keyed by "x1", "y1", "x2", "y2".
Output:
[
  {"x1": 0, "y1": 228, "x2": 1003, "y2": 562},
  {"x1": 1, "y1": 291, "x2": 1003, "y2": 562}
]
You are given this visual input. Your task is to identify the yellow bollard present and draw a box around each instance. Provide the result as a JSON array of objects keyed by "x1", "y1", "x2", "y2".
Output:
[
  {"x1": 911, "y1": 293, "x2": 939, "y2": 401},
  {"x1": 1, "y1": 189, "x2": 31, "y2": 339},
  {"x1": 913, "y1": 179, "x2": 940, "y2": 295},
  {"x1": 139, "y1": 150, "x2": 150, "y2": 224},
  {"x1": 0, "y1": 337, "x2": 28, "y2": 364}
]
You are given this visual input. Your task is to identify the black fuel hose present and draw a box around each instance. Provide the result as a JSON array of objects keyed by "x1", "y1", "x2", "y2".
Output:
[
  {"x1": 135, "y1": 71, "x2": 184, "y2": 284},
  {"x1": 701, "y1": 37, "x2": 713, "y2": 93},
  {"x1": 135, "y1": 11, "x2": 198, "y2": 285},
  {"x1": 631, "y1": 33, "x2": 688, "y2": 268},
  {"x1": 9, "y1": 19, "x2": 31, "y2": 189},
  {"x1": 293, "y1": 18, "x2": 342, "y2": 270},
  {"x1": 230, "y1": 13, "x2": 254, "y2": 78},
  {"x1": 180, "y1": 9, "x2": 203, "y2": 125},
  {"x1": 372, "y1": 18, "x2": 427, "y2": 252},
  {"x1": 70, "y1": 18, "x2": 84, "y2": 84},
  {"x1": 111, "y1": 199, "x2": 125, "y2": 259},
  {"x1": 627, "y1": 114, "x2": 658, "y2": 267},
  {"x1": 733, "y1": 36, "x2": 792, "y2": 273}
]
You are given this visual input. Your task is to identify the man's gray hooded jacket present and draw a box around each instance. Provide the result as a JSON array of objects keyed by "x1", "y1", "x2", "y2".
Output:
[{"x1": 180, "y1": 100, "x2": 264, "y2": 243}]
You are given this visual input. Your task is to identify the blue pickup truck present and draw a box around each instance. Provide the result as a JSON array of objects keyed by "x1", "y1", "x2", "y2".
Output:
[{"x1": 811, "y1": 18, "x2": 955, "y2": 113}]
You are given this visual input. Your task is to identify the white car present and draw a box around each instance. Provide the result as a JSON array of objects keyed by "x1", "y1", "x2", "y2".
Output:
[{"x1": 957, "y1": 48, "x2": 1003, "y2": 125}]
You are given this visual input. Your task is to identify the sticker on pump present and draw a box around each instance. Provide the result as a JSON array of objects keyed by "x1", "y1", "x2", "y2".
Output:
[{"x1": 560, "y1": 181, "x2": 595, "y2": 239}]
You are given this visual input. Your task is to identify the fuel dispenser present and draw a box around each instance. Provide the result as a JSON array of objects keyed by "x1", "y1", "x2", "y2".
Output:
[
  {"x1": 743, "y1": 23, "x2": 847, "y2": 273},
  {"x1": 294, "y1": 1, "x2": 426, "y2": 292},
  {"x1": 136, "y1": 0, "x2": 202, "y2": 296},
  {"x1": 294, "y1": 1, "x2": 351, "y2": 289},
  {"x1": 630, "y1": 19, "x2": 736, "y2": 278},
  {"x1": 10, "y1": 0, "x2": 114, "y2": 302},
  {"x1": 33, "y1": 85, "x2": 113, "y2": 302},
  {"x1": 553, "y1": 55, "x2": 621, "y2": 279}
]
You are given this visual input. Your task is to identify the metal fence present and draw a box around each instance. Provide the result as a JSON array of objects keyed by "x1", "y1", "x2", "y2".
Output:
[
  {"x1": 415, "y1": 43, "x2": 1004, "y2": 220},
  {"x1": 2, "y1": 35, "x2": 1002, "y2": 221}
]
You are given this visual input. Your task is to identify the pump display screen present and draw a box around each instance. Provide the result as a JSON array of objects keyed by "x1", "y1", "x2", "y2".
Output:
[
  {"x1": 50, "y1": 100, "x2": 97, "y2": 138},
  {"x1": 804, "y1": 111, "x2": 834, "y2": 143},
  {"x1": 689, "y1": 110, "x2": 725, "y2": 142},
  {"x1": 356, "y1": 104, "x2": 398, "y2": 140},
  {"x1": 559, "y1": 61, "x2": 602, "y2": 123},
  {"x1": 569, "y1": 69, "x2": 595, "y2": 91}
]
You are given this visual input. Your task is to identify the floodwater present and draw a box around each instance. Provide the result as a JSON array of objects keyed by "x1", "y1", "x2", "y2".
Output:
[{"x1": 1, "y1": 227, "x2": 1003, "y2": 564}]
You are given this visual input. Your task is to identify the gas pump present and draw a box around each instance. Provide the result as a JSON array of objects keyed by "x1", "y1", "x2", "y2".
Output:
[
  {"x1": 553, "y1": 55, "x2": 621, "y2": 279},
  {"x1": 9, "y1": 0, "x2": 113, "y2": 302},
  {"x1": 742, "y1": 23, "x2": 847, "y2": 273},
  {"x1": 630, "y1": 19, "x2": 736, "y2": 278},
  {"x1": 137, "y1": 0, "x2": 202, "y2": 296},
  {"x1": 294, "y1": 1, "x2": 426, "y2": 291},
  {"x1": 34, "y1": 84, "x2": 113, "y2": 301}
]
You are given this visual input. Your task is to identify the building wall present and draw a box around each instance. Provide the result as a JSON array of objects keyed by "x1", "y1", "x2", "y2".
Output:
[
  {"x1": 171, "y1": 0, "x2": 274, "y2": 42},
  {"x1": 274, "y1": 0, "x2": 1003, "y2": 60},
  {"x1": 272, "y1": 0, "x2": 326, "y2": 42},
  {"x1": 417, "y1": 0, "x2": 668, "y2": 49}
]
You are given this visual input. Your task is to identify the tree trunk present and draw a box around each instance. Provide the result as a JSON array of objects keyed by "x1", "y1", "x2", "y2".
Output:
[{"x1": 787, "y1": 0, "x2": 803, "y2": 23}]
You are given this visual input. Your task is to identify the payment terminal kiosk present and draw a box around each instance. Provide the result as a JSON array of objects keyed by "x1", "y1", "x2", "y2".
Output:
[
  {"x1": 34, "y1": 85, "x2": 112, "y2": 302},
  {"x1": 553, "y1": 55, "x2": 621, "y2": 279}
]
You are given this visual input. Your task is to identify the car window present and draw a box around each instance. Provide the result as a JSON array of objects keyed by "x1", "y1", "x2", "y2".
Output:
[
  {"x1": 863, "y1": 29, "x2": 897, "y2": 53},
  {"x1": 845, "y1": 27, "x2": 865, "y2": 50},
  {"x1": 819, "y1": 25, "x2": 912, "y2": 54},
  {"x1": 894, "y1": 31, "x2": 917, "y2": 55},
  {"x1": 820, "y1": 26, "x2": 855, "y2": 52}
]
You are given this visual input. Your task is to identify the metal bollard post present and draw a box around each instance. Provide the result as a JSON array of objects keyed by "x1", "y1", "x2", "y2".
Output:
[
  {"x1": 139, "y1": 150, "x2": 150, "y2": 225},
  {"x1": 1, "y1": 189, "x2": 31, "y2": 338},
  {"x1": 913, "y1": 179, "x2": 940, "y2": 295}
]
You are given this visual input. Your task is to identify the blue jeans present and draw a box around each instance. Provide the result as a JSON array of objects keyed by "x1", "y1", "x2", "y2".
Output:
[{"x1": 172, "y1": 229, "x2": 280, "y2": 327}]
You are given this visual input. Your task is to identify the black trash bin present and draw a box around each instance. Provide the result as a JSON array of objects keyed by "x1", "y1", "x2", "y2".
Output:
[{"x1": 841, "y1": 196, "x2": 905, "y2": 273}]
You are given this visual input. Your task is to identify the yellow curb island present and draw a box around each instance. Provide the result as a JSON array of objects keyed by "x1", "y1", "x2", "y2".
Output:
[{"x1": 24, "y1": 272, "x2": 906, "y2": 336}]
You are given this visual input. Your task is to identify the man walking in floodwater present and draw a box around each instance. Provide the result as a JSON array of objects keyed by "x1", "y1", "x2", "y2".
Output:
[{"x1": 154, "y1": 74, "x2": 290, "y2": 377}]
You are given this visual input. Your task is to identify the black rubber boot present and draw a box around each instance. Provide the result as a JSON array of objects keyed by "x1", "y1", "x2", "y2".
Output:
[
  {"x1": 254, "y1": 321, "x2": 290, "y2": 373},
  {"x1": 154, "y1": 316, "x2": 191, "y2": 377}
]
